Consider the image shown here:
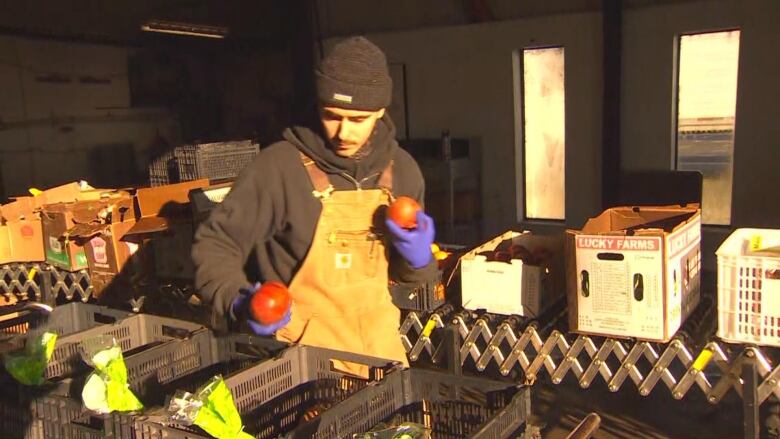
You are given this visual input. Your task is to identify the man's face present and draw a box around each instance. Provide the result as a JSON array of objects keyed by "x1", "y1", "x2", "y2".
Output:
[{"x1": 320, "y1": 106, "x2": 386, "y2": 157}]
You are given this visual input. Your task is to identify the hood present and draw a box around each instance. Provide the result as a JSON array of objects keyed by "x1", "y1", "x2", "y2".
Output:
[{"x1": 283, "y1": 114, "x2": 397, "y2": 181}]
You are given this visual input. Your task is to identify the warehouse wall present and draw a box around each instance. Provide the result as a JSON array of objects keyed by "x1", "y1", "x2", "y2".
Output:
[
  {"x1": 621, "y1": 0, "x2": 780, "y2": 271},
  {"x1": 0, "y1": 35, "x2": 180, "y2": 198},
  {"x1": 0, "y1": 35, "x2": 297, "y2": 200},
  {"x1": 350, "y1": 12, "x2": 604, "y2": 238}
]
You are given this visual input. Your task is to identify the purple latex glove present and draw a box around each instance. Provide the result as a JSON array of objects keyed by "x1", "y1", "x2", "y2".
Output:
[
  {"x1": 385, "y1": 210, "x2": 436, "y2": 269},
  {"x1": 231, "y1": 283, "x2": 292, "y2": 336}
]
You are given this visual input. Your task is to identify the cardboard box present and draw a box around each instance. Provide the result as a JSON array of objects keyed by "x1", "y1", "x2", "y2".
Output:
[
  {"x1": 124, "y1": 180, "x2": 208, "y2": 281},
  {"x1": 41, "y1": 191, "x2": 130, "y2": 271},
  {"x1": 66, "y1": 196, "x2": 136, "y2": 296},
  {"x1": 460, "y1": 231, "x2": 565, "y2": 317},
  {"x1": 189, "y1": 181, "x2": 232, "y2": 227},
  {"x1": 152, "y1": 222, "x2": 196, "y2": 280},
  {"x1": 565, "y1": 205, "x2": 702, "y2": 342},
  {"x1": 0, "y1": 182, "x2": 111, "y2": 265},
  {"x1": 0, "y1": 197, "x2": 44, "y2": 264}
]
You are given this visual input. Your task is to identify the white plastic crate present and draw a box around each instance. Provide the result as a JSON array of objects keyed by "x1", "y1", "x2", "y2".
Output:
[{"x1": 717, "y1": 228, "x2": 780, "y2": 346}]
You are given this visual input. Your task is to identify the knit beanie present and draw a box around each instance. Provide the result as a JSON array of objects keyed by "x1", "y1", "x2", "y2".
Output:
[{"x1": 316, "y1": 36, "x2": 392, "y2": 111}]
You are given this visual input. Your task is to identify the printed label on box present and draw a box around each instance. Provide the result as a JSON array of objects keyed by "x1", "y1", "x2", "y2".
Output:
[
  {"x1": 575, "y1": 235, "x2": 664, "y2": 338},
  {"x1": 90, "y1": 236, "x2": 108, "y2": 267},
  {"x1": 20, "y1": 225, "x2": 35, "y2": 238},
  {"x1": 46, "y1": 246, "x2": 69, "y2": 268},
  {"x1": 665, "y1": 216, "x2": 702, "y2": 332},
  {"x1": 75, "y1": 250, "x2": 88, "y2": 268},
  {"x1": 48, "y1": 236, "x2": 62, "y2": 253}
]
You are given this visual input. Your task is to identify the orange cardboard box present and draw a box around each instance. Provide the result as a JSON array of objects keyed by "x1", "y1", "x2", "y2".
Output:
[{"x1": 124, "y1": 180, "x2": 208, "y2": 280}]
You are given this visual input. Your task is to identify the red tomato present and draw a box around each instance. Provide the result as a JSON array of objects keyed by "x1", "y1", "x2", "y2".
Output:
[
  {"x1": 387, "y1": 196, "x2": 421, "y2": 229},
  {"x1": 250, "y1": 281, "x2": 292, "y2": 325}
]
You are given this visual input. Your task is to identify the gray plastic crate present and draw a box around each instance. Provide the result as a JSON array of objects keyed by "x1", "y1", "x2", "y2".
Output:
[
  {"x1": 0, "y1": 302, "x2": 130, "y2": 354},
  {"x1": 61, "y1": 333, "x2": 288, "y2": 439},
  {"x1": 0, "y1": 398, "x2": 42, "y2": 439},
  {"x1": 2, "y1": 313, "x2": 208, "y2": 439},
  {"x1": 44, "y1": 313, "x2": 205, "y2": 380},
  {"x1": 0, "y1": 303, "x2": 131, "y2": 439},
  {"x1": 289, "y1": 368, "x2": 529, "y2": 439},
  {"x1": 136, "y1": 344, "x2": 402, "y2": 438},
  {"x1": 149, "y1": 140, "x2": 259, "y2": 186}
]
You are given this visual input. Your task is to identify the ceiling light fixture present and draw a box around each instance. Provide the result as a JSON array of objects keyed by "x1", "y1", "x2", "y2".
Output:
[{"x1": 141, "y1": 20, "x2": 228, "y2": 39}]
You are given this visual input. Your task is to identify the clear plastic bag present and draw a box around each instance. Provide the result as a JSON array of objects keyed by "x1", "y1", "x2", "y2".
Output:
[{"x1": 352, "y1": 422, "x2": 431, "y2": 439}]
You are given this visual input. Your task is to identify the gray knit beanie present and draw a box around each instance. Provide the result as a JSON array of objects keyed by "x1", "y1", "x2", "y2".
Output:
[{"x1": 316, "y1": 36, "x2": 392, "y2": 111}]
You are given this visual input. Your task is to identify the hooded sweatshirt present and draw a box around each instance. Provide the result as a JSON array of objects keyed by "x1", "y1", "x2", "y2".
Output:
[{"x1": 192, "y1": 115, "x2": 438, "y2": 327}]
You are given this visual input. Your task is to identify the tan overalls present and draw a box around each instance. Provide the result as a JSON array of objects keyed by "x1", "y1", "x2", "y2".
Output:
[{"x1": 275, "y1": 153, "x2": 409, "y2": 376}]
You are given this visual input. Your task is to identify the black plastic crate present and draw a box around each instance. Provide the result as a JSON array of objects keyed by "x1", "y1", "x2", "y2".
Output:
[
  {"x1": 287, "y1": 368, "x2": 530, "y2": 439},
  {"x1": 390, "y1": 271, "x2": 446, "y2": 312},
  {"x1": 149, "y1": 140, "x2": 259, "y2": 186},
  {"x1": 136, "y1": 344, "x2": 402, "y2": 438}
]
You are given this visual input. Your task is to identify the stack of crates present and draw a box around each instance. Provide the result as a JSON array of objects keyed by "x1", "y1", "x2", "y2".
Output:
[
  {"x1": 0, "y1": 303, "x2": 280, "y2": 438},
  {"x1": 1, "y1": 303, "x2": 529, "y2": 439},
  {"x1": 149, "y1": 140, "x2": 260, "y2": 186},
  {"x1": 0, "y1": 303, "x2": 131, "y2": 437},
  {"x1": 137, "y1": 349, "x2": 529, "y2": 438}
]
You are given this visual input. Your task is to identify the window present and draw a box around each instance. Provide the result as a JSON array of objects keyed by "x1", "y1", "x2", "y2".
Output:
[
  {"x1": 676, "y1": 30, "x2": 740, "y2": 225},
  {"x1": 521, "y1": 47, "x2": 566, "y2": 220}
]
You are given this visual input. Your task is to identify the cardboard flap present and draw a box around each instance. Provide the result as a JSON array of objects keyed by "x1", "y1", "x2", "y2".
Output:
[
  {"x1": 69, "y1": 197, "x2": 134, "y2": 224},
  {"x1": 1, "y1": 197, "x2": 37, "y2": 221},
  {"x1": 66, "y1": 222, "x2": 107, "y2": 239},
  {"x1": 581, "y1": 205, "x2": 699, "y2": 234},
  {"x1": 125, "y1": 217, "x2": 173, "y2": 236},
  {"x1": 29, "y1": 181, "x2": 102, "y2": 208},
  {"x1": 463, "y1": 231, "x2": 525, "y2": 258},
  {"x1": 135, "y1": 179, "x2": 209, "y2": 218}
]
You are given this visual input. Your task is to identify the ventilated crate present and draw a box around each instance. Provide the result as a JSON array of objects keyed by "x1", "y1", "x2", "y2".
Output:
[
  {"x1": 136, "y1": 344, "x2": 401, "y2": 438},
  {"x1": 717, "y1": 228, "x2": 780, "y2": 347},
  {"x1": 61, "y1": 333, "x2": 288, "y2": 439},
  {"x1": 0, "y1": 395, "x2": 42, "y2": 439},
  {"x1": 0, "y1": 303, "x2": 131, "y2": 439},
  {"x1": 2, "y1": 313, "x2": 207, "y2": 439},
  {"x1": 390, "y1": 271, "x2": 446, "y2": 312},
  {"x1": 0, "y1": 302, "x2": 130, "y2": 354},
  {"x1": 284, "y1": 368, "x2": 529, "y2": 439},
  {"x1": 43, "y1": 313, "x2": 206, "y2": 381},
  {"x1": 149, "y1": 140, "x2": 259, "y2": 186}
]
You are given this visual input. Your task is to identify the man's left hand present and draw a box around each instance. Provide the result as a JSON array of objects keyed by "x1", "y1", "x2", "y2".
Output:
[{"x1": 385, "y1": 210, "x2": 436, "y2": 269}]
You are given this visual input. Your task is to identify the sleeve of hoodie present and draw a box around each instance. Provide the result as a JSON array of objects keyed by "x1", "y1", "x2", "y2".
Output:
[
  {"x1": 192, "y1": 157, "x2": 279, "y2": 324},
  {"x1": 389, "y1": 154, "x2": 440, "y2": 285}
]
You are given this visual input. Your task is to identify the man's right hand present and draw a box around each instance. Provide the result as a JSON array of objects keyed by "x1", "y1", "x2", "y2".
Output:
[{"x1": 231, "y1": 283, "x2": 292, "y2": 336}]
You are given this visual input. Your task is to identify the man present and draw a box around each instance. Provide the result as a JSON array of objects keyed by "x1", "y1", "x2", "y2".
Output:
[{"x1": 192, "y1": 36, "x2": 437, "y2": 374}]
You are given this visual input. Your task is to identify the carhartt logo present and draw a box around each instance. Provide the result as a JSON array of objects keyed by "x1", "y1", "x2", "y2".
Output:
[
  {"x1": 333, "y1": 93, "x2": 353, "y2": 103},
  {"x1": 335, "y1": 253, "x2": 352, "y2": 269}
]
